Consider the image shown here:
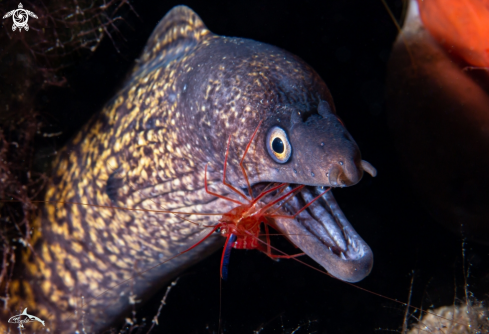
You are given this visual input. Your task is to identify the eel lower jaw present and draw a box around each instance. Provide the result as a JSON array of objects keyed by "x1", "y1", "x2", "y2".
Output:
[{"x1": 264, "y1": 185, "x2": 373, "y2": 283}]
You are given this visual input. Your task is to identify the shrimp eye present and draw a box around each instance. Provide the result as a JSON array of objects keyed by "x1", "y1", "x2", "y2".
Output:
[{"x1": 266, "y1": 126, "x2": 292, "y2": 163}]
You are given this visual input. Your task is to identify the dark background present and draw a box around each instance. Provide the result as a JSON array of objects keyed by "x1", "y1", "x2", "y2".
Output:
[{"x1": 16, "y1": 0, "x2": 489, "y2": 333}]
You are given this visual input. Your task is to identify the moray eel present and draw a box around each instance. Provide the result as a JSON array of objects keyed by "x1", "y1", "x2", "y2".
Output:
[{"x1": 2, "y1": 6, "x2": 375, "y2": 333}]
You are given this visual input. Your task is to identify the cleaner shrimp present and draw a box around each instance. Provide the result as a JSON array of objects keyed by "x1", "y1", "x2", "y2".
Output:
[{"x1": 168, "y1": 120, "x2": 331, "y2": 280}]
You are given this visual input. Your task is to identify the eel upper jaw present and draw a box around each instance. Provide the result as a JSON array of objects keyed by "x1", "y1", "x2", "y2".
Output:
[{"x1": 254, "y1": 184, "x2": 373, "y2": 283}]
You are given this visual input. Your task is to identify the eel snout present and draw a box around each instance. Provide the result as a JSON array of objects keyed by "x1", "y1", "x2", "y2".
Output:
[{"x1": 268, "y1": 186, "x2": 374, "y2": 283}]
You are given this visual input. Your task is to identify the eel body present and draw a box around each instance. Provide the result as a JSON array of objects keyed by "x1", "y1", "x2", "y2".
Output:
[{"x1": 2, "y1": 6, "x2": 374, "y2": 333}]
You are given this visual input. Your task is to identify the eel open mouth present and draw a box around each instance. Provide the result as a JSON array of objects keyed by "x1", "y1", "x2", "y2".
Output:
[{"x1": 254, "y1": 185, "x2": 373, "y2": 283}]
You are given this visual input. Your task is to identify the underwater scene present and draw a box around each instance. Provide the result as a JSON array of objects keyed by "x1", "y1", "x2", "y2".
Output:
[{"x1": 0, "y1": 0, "x2": 488, "y2": 333}]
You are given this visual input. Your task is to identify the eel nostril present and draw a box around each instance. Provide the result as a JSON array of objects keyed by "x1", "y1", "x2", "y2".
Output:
[
  {"x1": 329, "y1": 159, "x2": 362, "y2": 187},
  {"x1": 337, "y1": 172, "x2": 350, "y2": 187},
  {"x1": 328, "y1": 165, "x2": 340, "y2": 186},
  {"x1": 339, "y1": 158, "x2": 363, "y2": 186}
]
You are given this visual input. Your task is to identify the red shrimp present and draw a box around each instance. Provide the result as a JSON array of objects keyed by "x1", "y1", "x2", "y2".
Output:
[{"x1": 174, "y1": 120, "x2": 330, "y2": 279}]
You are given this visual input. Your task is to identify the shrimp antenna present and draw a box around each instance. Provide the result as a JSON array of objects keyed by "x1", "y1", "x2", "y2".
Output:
[
  {"x1": 81, "y1": 222, "x2": 221, "y2": 311},
  {"x1": 246, "y1": 230, "x2": 470, "y2": 330},
  {"x1": 239, "y1": 120, "x2": 263, "y2": 200},
  {"x1": 20, "y1": 199, "x2": 224, "y2": 216},
  {"x1": 267, "y1": 187, "x2": 331, "y2": 219},
  {"x1": 220, "y1": 136, "x2": 249, "y2": 202},
  {"x1": 204, "y1": 164, "x2": 244, "y2": 205}
]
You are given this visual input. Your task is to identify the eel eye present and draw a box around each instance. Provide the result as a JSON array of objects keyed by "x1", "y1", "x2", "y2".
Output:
[{"x1": 266, "y1": 126, "x2": 292, "y2": 163}]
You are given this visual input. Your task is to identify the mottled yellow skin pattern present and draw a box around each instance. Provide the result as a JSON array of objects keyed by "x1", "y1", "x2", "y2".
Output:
[{"x1": 1, "y1": 5, "x2": 345, "y2": 333}]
